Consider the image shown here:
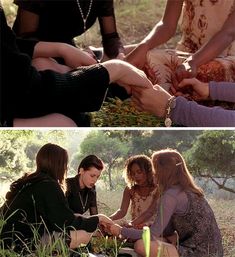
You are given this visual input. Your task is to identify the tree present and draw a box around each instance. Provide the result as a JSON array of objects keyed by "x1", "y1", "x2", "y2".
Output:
[
  {"x1": 76, "y1": 131, "x2": 130, "y2": 190},
  {"x1": 186, "y1": 130, "x2": 235, "y2": 193}
]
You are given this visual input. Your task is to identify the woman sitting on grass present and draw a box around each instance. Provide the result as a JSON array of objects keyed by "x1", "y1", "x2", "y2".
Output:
[
  {"x1": 109, "y1": 149, "x2": 223, "y2": 257},
  {"x1": 0, "y1": 143, "x2": 113, "y2": 254},
  {"x1": 127, "y1": 0, "x2": 235, "y2": 90},
  {"x1": 109, "y1": 155, "x2": 158, "y2": 228},
  {"x1": 0, "y1": 4, "x2": 152, "y2": 127},
  {"x1": 66, "y1": 155, "x2": 104, "y2": 215}
]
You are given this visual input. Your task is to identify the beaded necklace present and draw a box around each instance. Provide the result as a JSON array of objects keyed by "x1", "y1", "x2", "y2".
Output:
[{"x1": 76, "y1": 0, "x2": 93, "y2": 32}]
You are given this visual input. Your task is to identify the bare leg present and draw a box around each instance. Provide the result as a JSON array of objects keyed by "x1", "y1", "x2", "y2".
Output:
[
  {"x1": 69, "y1": 230, "x2": 93, "y2": 249},
  {"x1": 14, "y1": 113, "x2": 77, "y2": 127},
  {"x1": 32, "y1": 57, "x2": 72, "y2": 73},
  {"x1": 134, "y1": 239, "x2": 179, "y2": 257}
]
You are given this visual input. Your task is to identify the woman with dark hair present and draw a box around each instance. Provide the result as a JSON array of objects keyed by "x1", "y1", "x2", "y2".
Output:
[
  {"x1": 0, "y1": 143, "x2": 112, "y2": 253},
  {"x1": 109, "y1": 149, "x2": 223, "y2": 257},
  {"x1": 109, "y1": 155, "x2": 158, "y2": 228},
  {"x1": 66, "y1": 155, "x2": 104, "y2": 215}
]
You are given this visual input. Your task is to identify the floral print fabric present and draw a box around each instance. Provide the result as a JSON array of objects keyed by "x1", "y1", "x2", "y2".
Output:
[
  {"x1": 130, "y1": 187, "x2": 158, "y2": 228},
  {"x1": 146, "y1": 0, "x2": 235, "y2": 91}
]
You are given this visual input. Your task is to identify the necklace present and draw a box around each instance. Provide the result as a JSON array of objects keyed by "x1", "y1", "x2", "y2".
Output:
[
  {"x1": 76, "y1": 0, "x2": 93, "y2": 32},
  {"x1": 78, "y1": 191, "x2": 88, "y2": 213}
]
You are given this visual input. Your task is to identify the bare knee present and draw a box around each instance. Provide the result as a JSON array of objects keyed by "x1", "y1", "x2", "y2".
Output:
[
  {"x1": 134, "y1": 240, "x2": 145, "y2": 256},
  {"x1": 69, "y1": 230, "x2": 92, "y2": 249},
  {"x1": 14, "y1": 113, "x2": 77, "y2": 127},
  {"x1": 32, "y1": 57, "x2": 71, "y2": 73}
]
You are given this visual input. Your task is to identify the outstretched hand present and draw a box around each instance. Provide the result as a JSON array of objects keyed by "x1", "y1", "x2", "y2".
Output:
[
  {"x1": 98, "y1": 214, "x2": 115, "y2": 228},
  {"x1": 125, "y1": 43, "x2": 149, "y2": 70},
  {"x1": 131, "y1": 84, "x2": 171, "y2": 118},
  {"x1": 109, "y1": 224, "x2": 122, "y2": 237},
  {"x1": 175, "y1": 59, "x2": 197, "y2": 82},
  {"x1": 102, "y1": 60, "x2": 153, "y2": 94},
  {"x1": 177, "y1": 78, "x2": 209, "y2": 101}
]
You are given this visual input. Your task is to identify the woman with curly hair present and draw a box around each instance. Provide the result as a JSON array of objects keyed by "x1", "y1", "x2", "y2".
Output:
[{"x1": 109, "y1": 155, "x2": 158, "y2": 228}]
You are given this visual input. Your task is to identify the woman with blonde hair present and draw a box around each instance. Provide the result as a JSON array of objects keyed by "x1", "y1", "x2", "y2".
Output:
[{"x1": 110, "y1": 149, "x2": 223, "y2": 257}]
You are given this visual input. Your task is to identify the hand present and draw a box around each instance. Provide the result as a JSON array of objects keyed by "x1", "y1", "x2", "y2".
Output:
[
  {"x1": 61, "y1": 44, "x2": 98, "y2": 67},
  {"x1": 131, "y1": 84, "x2": 171, "y2": 118},
  {"x1": 109, "y1": 224, "x2": 122, "y2": 237},
  {"x1": 177, "y1": 78, "x2": 209, "y2": 101},
  {"x1": 98, "y1": 214, "x2": 115, "y2": 228},
  {"x1": 116, "y1": 52, "x2": 126, "y2": 60},
  {"x1": 175, "y1": 58, "x2": 197, "y2": 82},
  {"x1": 125, "y1": 43, "x2": 149, "y2": 69},
  {"x1": 102, "y1": 60, "x2": 153, "y2": 94}
]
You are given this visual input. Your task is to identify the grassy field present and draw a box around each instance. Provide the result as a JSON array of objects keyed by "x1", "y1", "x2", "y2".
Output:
[{"x1": 1, "y1": 181, "x2": 235, "y2": 256}]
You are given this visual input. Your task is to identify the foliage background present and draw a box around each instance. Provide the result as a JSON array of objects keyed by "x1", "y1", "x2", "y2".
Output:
[{"x1": 0, "y1": 130, "x2": 235, "y2": 256}]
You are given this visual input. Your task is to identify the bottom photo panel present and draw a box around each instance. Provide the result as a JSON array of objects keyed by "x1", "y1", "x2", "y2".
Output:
[{"x1": 0, "y1": 129, "x2": 234, "y2": 257}]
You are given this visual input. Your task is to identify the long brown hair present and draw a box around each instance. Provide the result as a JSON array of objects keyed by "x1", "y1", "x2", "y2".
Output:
[
  {"x1": 152, "y1": 149, "x2": 203, "y2": 197},
  {"x1": 124, "y1": 155, "x2": 155, "y2": 188},
  {"x1": 36, "y1": 143, "x2": 68, "y2": 190}
]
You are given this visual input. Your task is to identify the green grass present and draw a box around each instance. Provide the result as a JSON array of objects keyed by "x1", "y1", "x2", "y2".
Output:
[{"x1": 1, "y1": 182, "x2": 235, "y2": 256}]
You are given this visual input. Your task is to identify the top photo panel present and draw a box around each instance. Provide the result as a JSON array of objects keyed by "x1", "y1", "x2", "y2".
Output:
[{"x1": 1, "y1": 0, "x2": 235, "y2": 127}]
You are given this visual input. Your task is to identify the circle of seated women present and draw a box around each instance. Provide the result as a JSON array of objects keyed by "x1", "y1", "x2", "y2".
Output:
[{"x1": 0, "y1": 143, "x2": 223, "y2": 257}]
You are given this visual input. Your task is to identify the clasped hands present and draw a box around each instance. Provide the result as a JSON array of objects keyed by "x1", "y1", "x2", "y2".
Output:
[{"x1": 97, "y1": 214, "x2": 125, "y2": 238}]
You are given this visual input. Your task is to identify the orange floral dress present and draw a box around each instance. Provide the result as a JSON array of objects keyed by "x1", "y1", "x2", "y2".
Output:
[{"x1": 146, "y1": 0, "x2": 235, "y2": 91}]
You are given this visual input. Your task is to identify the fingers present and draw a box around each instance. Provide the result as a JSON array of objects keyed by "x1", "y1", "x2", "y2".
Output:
[{"x1": 178, "y1": 78, "x2": 198, "y2": 88}]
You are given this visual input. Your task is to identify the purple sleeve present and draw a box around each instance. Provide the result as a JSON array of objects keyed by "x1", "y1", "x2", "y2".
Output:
[
  {"x1": 209, "y1": 81, "x2": 235, "y2": 102},
  {"x1": 121, "y1": 192, "x2": 177, "y2": 240},
  {"x1": 149, "y1": 193, "x2": 177, "y2": 240},
  {"x1": 171, "y1": 96, "x2": 235, "y2": 127}
]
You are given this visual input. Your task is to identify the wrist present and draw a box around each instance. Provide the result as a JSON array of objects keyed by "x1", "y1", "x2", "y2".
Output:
[
  {"x1": 139, "y1": 41, "x2": 151, "y2": 52},
  {"x1": 164, "y1": 96, "x2": 177, "y2": 127},
  {"x1": 118, "y1": 227, "x2": 123, "y2": 239}
]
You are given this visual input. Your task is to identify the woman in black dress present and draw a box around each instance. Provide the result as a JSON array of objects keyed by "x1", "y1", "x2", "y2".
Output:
[
  {"x1": 1, "y1": 4, "x2": 152, "y2": 127},
  {"x1": 67, "y1": 155, "x2": 104, "y2": 215},
  {"x1": 13, "y1": 0, "x2": 124, "y2": 61}
]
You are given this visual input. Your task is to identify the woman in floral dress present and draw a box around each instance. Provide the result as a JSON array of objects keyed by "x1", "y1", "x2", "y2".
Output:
[
  {"x1": 127, "y1": 0, "x2": 235, "y2": 92},
  {"x1": 109, "y1": 155, "x2": 158, "y2": 228}
]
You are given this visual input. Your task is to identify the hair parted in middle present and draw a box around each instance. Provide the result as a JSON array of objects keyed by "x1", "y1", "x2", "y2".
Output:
[
  {"x1": 36, "y1": 143, "x2": 68, "y2": 190},
  {"x1": 151, "y1": 148, "x2": 203, "y2": 196},
  {"x1": 124, "y1": 154, "x2": 155, "y2": 188}
]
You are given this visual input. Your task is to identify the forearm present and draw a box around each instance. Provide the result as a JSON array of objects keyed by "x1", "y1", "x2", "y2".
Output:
[
  {"x1": 141, "y1": 0, "x2": 183, "y2": 50},
  {"x1": 141, "y1": 21, "x2": 176, "y2": 50},
  {"x1": 209, "y1": 81, "x2": 235, "y2": 102},
  {"x1": 109, "y1": 209, "x2": 126, "y2": 220},
  {"x1": 171, "y1": 96, "x2": 235, "y2": 127},
  {"x1": 131, "y1": 209, "x2": 154, "y2": 226},
  {"x1": 190, "y1": 24, "x2": 235, "y2": 67},
  {"x1": 102, "y1": 33, "x2": 124, "y2": 58}
]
